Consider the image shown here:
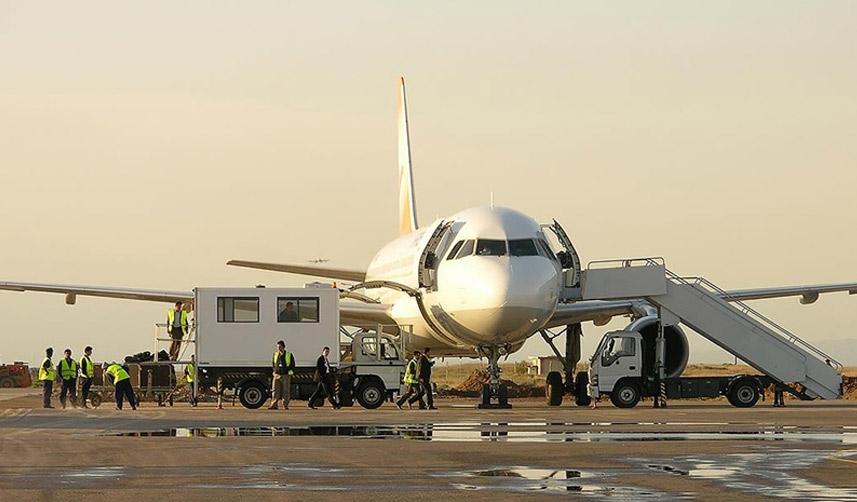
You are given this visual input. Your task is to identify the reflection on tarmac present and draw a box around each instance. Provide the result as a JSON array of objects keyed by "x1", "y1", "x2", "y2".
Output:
[{"x1": 109, "y1": 421, "x2": 857, "y2": 444}]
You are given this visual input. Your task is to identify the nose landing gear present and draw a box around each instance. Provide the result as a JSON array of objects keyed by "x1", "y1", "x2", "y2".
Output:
[{"x1": 477, "y1": 345, "x2": 512, "y2": 409}]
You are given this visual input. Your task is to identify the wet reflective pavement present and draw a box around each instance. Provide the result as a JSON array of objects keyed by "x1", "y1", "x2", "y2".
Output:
[{"x1": 108, "y1": 422, "x2": 857, "y2": 444}]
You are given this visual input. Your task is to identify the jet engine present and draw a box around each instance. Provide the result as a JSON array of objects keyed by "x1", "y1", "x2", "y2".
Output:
[{"x1": 625, "y1": 315, "x2": 689, "y2": 378}]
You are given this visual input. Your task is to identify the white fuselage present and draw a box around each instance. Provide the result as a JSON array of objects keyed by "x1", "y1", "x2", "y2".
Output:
[{"x1": 364, "y1": 206, "x2": 563, "y2": 357}]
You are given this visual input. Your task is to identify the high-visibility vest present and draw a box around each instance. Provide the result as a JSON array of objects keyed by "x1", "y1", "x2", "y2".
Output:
[
  {"x1": 59, "y1": 358, "x2": 78, "y2": 380},
  {"x1": 38, "y1": 357, "x2": 55, "y2": 381},
  {"x1": 167, "y1": 309, "x2": 189, "y2": 331},
  {"x1": 105, "y1": 364, "x2": 130, "y2": 384},
  {"x1": 273, "y1": 351, "x2": 295, "y2": 376},
  {"x1": 186, "y1": 362, "x2": 195, "y2": 383},
  {"x1": 404, "y1": 358, "x2": 418, "y2": 384},
  {"x1": 80, "y1": 355, "x2": 94, "y2": 378}
]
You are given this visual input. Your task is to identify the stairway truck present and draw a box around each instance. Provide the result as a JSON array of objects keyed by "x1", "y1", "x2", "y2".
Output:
[
  {"x1": 585, "y1": 329, "x2": 777, "y2": 408},
  {"x1": 191, "y1": 287, "x2": 406, "y2": 409}
]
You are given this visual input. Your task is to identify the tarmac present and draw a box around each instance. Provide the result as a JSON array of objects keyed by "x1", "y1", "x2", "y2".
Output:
[{"x1": 2, "y1": 388, "x2": 856, "y2": 501}]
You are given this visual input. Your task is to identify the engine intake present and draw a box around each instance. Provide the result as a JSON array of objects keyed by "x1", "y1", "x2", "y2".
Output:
[{"x1": 625, "y1": 315, "x2": 689, "y2": 378}]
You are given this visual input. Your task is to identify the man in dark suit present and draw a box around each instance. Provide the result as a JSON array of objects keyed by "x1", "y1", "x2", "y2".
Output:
[
  {"x1": 308, "y1": 346, "x2": 340, "y2": 409},
  {"x1": 409, "y1": 347, "x2": 436, "y2": 410}
]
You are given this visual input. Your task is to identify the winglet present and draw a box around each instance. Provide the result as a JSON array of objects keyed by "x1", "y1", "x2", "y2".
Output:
[{"x1": 398, "y1": 76, "x2": 418, "y2": 236}]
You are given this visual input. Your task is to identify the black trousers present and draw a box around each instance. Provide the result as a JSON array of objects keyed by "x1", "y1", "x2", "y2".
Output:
[
  {"x1": 80, "y1": 377, "x2": 92, "y2": 404},
  {"x1": 115, "y1": 379, "x2": 137, "y2": 410},
  {"x1": 409, "y1": 379, "x2": 433, "y2": 408},
  {"x1": 397, "y1": 383, "x2": 425, "y2": 408},
  {"x1": 42, "y1": 380, "x2": 53, "y2": 408},
  {"x1": 309, "y1": 377, "x2": 338, "y2": 407},
  {"x1": 60, "y1": 378, "x2": 77, "y2": 407}
]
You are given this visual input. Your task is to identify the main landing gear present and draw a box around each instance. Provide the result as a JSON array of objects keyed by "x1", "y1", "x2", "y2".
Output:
[
  {"x1": 477, "y1": 345, "x2": 511, "y2": 409},
  {"x1": 540, "y1": 323, "x2": 590, "y2": 406}
]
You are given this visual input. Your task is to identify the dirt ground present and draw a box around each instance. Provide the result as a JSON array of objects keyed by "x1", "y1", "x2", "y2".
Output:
[{"x1": 1, "y1": 388, "x2": 856, "y2": 501}]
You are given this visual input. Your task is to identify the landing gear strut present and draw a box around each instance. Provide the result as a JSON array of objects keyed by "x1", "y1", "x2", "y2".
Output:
[
  {"x1": 477, "y1": 346, "x2": 511, "y2": 409},
  {"x1": 540, "y1": 323, "x2": 589, "y2": 406}
]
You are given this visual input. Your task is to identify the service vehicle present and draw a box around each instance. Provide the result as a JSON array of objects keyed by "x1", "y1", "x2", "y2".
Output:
[
  {"x1": 0, "y1": 362, "x2": 31, "y2": 388},
  {"x1": 166, "y1": 286, "x2": 409, "y2": 409}
]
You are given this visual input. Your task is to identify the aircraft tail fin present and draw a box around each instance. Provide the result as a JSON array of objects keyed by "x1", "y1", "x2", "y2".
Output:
[{"x1": 397, "y1": 76, "x2": 418, "y2": 236}]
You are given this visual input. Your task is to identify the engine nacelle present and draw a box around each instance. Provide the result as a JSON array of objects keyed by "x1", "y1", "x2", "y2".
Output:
[{"x1": 625, "y1": 315, "x2": 689, "y2": 378}]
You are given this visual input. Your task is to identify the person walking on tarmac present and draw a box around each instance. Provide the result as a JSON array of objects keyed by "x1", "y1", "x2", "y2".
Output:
[
  {"x1": 167, "y1": 301, "x2": 189, "y2": 360},
  {"x1": 308, "y1": 346, "x2": 340, "y2": 409},
  {"x1": 269, "y1": 340, "x2": 295, "y2": 410},
  {"x1": 396, "y1": 351, "x2": 425, "y2": 410},
  {"x1": 409, "y1": 347, "x2": 436, "y2": 410},
  {"x1": 57, "y1": 348, "x2": 79, "y2": 409},
  {"x1": 184, "y1": 355, "x2": 198, "y2": 407},
  {"x1": 104, "y1": 362, "x2": 137, "y2": 410},
  {"x1": 38, "y1": 347, "x2": 56, "y2": 409},
  {"x1": 79, "y1": 346, "x2": 95, "y2": 408}
]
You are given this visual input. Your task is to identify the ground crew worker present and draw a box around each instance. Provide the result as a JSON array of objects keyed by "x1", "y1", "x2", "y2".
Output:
[
  {"x1": 167, "y1": 301, "x2": 189, "y2": 360},
  {"x1": 103, "y1": 362, "x2": 137, "y2": 410},
  {"x1": 396, "y1": 351, "x2": 425, "y2": 410},
  {"x1": 269, "y1": 340, "x2": 295, "y2": 410},
  {"x1": 409, "y1": 347, "x2": 436, "y2": 410},
  {"x1": 57, "y1": 348, "x2": 79, "y2": 409},
  {"x1": 184, "y1": 355, "x2": 197, "y2": 407},
  {"x1": 773, "y1": 383, "x2": 786, "y2": 407},
  {"x1": 79, "y1": 346, "x2": 94, "y2": 408},
  {"x1": 38, "y1": 347, "x2": 56, "y2": 409}
]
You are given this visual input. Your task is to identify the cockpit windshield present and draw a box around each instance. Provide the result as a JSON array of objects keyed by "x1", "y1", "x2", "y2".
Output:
[
  {"x1": 476, "y1": 239, "x2": 507, "y2": 256},
  {"x1": 509, "y1": 239, "x2": 539, "y2": 257}
]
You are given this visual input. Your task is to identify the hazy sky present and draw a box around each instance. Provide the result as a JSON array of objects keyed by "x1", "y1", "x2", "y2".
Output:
[{"x1": 1, "y1": 2, "x2": 856, "y2": 366}]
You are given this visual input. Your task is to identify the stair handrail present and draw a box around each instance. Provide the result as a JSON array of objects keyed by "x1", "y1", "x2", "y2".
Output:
[{"x1": 666, "y1": 271, "x2": 843, "y2": 373}]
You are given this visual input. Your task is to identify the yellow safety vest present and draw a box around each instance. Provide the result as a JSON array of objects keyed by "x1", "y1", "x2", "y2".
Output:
[
  {"x1": 167, "y1": 309, "x2": 189, "y2": 331},
  {"x1": 80, "y1": 355, "x2": 94, "y2": 378},
  {"x1": 186, "y1": 362, "x2": 195, "y2": 383},
  {"x1": 273, "y1": 351, "x2": 295, "y2": 376},
  {"x1": 404, "y1": 358, "x2": 419, "y2": 384},
  {"x1": 38, "y1": 357, "x2": 55, "y2": 381},
  {"x1": 105, "y1": 364, "x2": 130, "y2": 383},
  {"x1": 59, "y1": 358, "x2": 78, "y2": 380}
]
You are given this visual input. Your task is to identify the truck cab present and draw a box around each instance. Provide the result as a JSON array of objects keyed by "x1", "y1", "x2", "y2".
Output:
[{"x1": 589, "y1": 330, "x2": 644, "y2": 403}]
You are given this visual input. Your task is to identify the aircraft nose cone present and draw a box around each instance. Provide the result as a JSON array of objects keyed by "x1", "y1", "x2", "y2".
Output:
[{"x1": 438, "y1": 257, "x2": 561, "y2": 346}]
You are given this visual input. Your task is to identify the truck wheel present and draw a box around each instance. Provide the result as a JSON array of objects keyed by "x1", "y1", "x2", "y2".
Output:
[
  {"x1": 238, "y1": 381, "x2": 268, "y2": 409},
  {"x1": 545, "y1": 371, "x2": 563, "y2": 406},
  {"x1": 727, "y1": 379, "x2": 759, "y2": 408},
  {"x1": 356, "y1": 379, "x2": 385, "y2": 409},
  {"x1": 0, "y1": 377, "x2": 14, "y2": 388},
  {"x1": 89, "y1": 393, "x2": 101, "y2": 408},
  {"x1": 574, "y1": 372, "x2": 591, "y2": 407},
  {"x1": 610, "y1": 380, "x2": 641, "y2": 408}
]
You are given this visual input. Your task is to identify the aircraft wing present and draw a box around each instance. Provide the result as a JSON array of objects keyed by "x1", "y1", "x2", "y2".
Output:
[
  {"x1": 339, "y1": 301, "x2": 396, "y2": 326},
  {"x1": 721, "y1": 282, "x2": 857, "y2": 304},
  {"x1": 227, "y1": 260, "x2": 366, "y2": 282},
  {"x1": 0, "y1": 281, "x2": 192, "y2": 303}
]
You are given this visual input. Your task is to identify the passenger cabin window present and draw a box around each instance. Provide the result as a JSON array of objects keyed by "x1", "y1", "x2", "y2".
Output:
[
  {"x1": 509, "y1": 239, "x2": 539, "y2": 257},
  {"x1": 277, "y1": 297, "x2": 320, "y2": 323},
  {"x1": 217, "y1": 297, "x2": 259, "y2": 323},
  {"x1": 446, "y1": 240, "x2": 464, "y2": 260},
  {"x1": 455, "y1": 239, "x2": 475, "y2": 259},
  {"x1": 476, "y1": 239, "x2": 507, "y2": 256}
]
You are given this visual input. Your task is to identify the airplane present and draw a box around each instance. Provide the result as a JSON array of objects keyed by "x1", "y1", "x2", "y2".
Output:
[{"x1": 3, "y1": 77, "x2": 857, "y2": 408}]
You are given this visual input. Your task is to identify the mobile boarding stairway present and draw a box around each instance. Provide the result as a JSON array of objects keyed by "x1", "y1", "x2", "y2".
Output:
[{"x1": 578, "y1": 258, "x2": 843, "y2": 400}]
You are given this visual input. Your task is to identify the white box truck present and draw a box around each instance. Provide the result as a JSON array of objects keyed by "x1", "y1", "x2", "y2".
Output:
[{"x1": 188, "y1": 286, "x2": 408, "y2": 409}]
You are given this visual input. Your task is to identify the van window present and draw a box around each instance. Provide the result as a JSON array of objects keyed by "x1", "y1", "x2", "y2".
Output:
[
  {"x1": 217, "y1": 297, "x2": 259, "y2": 323},
  {"x1": 277, "y1": 297, "x2": 320, "y2": 323}
]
